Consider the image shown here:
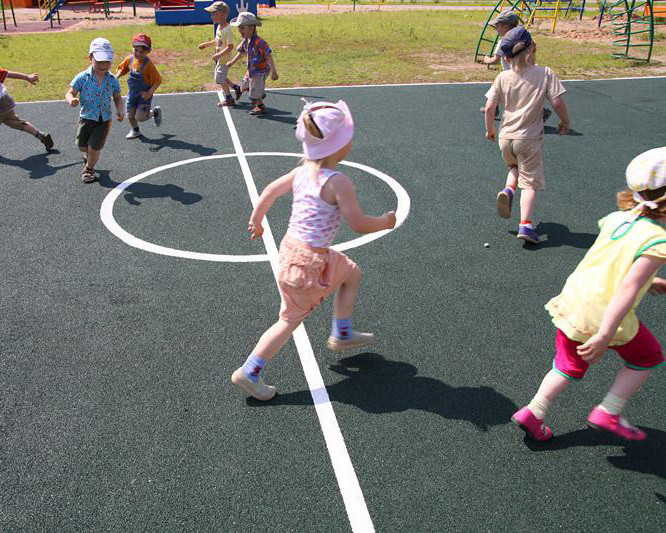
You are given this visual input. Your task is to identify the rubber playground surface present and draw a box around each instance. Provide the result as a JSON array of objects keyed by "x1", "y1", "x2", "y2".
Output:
[{"x1": 1, "y1": 78, "x2": 665, "y2": 531}]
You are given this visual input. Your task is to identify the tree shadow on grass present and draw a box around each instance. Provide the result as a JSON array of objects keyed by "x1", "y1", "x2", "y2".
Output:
[
  {"x1": 0, "y1": 151, "x2": 80, "y2": 180},
  {"x1": 97, "y1": 170, "x2": 203, "y2": 206},
  {"x1": 510, "y1": 222, "x2": 596, "y2": 250},
  {"x1": 523, "y1": 427, "x2": 666, "y2": 479},
  {"x1": 137, "y1": 134, "x2": 217, "y2": 156},
  {"x1": 249, "y1": 352, "x2": 518, "y2": 431}
]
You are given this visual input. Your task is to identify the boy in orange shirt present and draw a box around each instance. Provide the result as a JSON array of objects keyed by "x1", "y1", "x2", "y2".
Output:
[{"x1": 115, "y1": 34, "x2": 163, "y2": 139}]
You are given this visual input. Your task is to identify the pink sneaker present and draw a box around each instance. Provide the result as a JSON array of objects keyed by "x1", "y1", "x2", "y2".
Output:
[
  {"x1": 587, "y1": 407, "x2": 646, "y2": 441},
  {"x1": 511, "y1": 406, "x2": 553, "y2": 441}
]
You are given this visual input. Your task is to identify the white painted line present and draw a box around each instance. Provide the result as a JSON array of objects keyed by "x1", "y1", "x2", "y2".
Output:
[
  {"x1": 99, "y1": 153, "x2": 410, "y2": 262},
  {"x1": 220, "y1": 101, "x2": 376, "y2": 533}
]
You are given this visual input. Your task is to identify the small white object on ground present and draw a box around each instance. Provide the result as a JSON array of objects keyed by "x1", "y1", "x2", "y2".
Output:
[{"x1": 484, "y1": 242, "x2": 490, "y2": 248}]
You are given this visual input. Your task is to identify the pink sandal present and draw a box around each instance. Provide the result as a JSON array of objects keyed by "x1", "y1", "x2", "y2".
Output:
[
  {"x1": 587, "y1": 407, "x2": 646, "y2": 441},
  {"x1": 511, "y1": 406, "x2": 553, "y2": 441}
]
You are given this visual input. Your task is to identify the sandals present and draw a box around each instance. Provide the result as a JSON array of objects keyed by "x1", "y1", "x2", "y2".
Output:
[{"x1": 81, "y1": 166, "x2": 96, "y2": 183}]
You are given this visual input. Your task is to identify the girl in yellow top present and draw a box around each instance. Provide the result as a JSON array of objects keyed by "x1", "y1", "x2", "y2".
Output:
[{"x1": 512, "y1": 147, "x2": 666, "y2": 442}]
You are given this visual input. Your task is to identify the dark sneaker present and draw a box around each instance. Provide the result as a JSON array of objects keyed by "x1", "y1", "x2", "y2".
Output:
[
  {"x1": 234, "y1": 85, "x2": 242, "y2": 100},
  {"x1": 542, "y1": 108, "x2": 552, "y2": 123},
  {"x1": 41, "y1": 133, "x2": 54, "y2": 150},
  {"x1": 496, "y1": 187, "x2": 514, "y2": 219},
  {"x1": 250, "y1": 104, "x2": 266, "y2": 116},
  {"x1": 517, "y1": 225, "x2": 540, "y2": 244},
  {"x1": 81, "y1": 166, "x2": 96, "y2": 184},
  {"x1": 231, "y1": 368, "x2": 277, "y2": 401},
  {"x1": 326, "y1": 331, "x2": 374, "y2": 352},
  {"x1": 511, "y1": 406, "x2": 553, "y2": 441},
  {"x1": 153, "y1": 106, "x2": 162, "y2": 127}
]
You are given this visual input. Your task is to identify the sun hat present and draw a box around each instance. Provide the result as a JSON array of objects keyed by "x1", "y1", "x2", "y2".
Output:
[
  {"x1": 489, "y1": 9, "x2": 519, "y2": 27},
  {"x1": 499, "y1": 26, "x2": 533, "y2": 58},
  {"x1": 230, "y1": 11, "x2": 262, "y2": 26},
  {"x1": 295, "y1": 100, "x2": 354, "y2": 160},
  {"x1": 132, "y1": 33, "x2": 152, "y2": 50},
  {"x1": 204, "y1": 1, "x2": 228, "y2": 13},
  {"x1": 89, "y1": 37, "x2": 114, "y2": 62},
  {"x1": 626, "y1": 147, "x2": 666, "y2": 210}
]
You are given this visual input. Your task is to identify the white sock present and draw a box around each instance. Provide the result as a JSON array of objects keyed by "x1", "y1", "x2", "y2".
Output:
[
  {"x1": 599, "y1": 392, "x2": 627, "y2": 416},
  {"x1": 528, "y1": 393, "x2": 551, "y2": 420}
]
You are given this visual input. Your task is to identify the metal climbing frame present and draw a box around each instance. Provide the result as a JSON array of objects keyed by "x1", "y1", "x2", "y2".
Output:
[
  {"x1": 474, "y1": 0, "x2": 537, "y2": 63},
  {"x1": 1, "y1": 0, "x2": 17, "y2": 31},
  {"x1": 606, "y1": 0, "x2": 655, "y2": 61}
]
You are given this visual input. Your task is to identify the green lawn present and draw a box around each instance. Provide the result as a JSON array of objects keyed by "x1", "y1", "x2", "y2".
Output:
[{"x1": 0, "y1": 11, "x2": 660, "y2": 102}]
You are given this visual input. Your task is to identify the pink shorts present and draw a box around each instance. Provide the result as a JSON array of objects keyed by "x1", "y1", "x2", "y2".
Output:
[
  {"x1": 278, "y1": 234, "x2": 358, "y2": 323},
  {"x1": 553, "y1": 323, "x2": 664, "y2": 380}
]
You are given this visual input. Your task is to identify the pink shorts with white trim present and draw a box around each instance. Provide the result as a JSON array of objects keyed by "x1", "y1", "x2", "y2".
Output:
[
  {"x1": 277, "y1": 234, "x2": 358, "y2": 323},
  {"x1": 553, "y1": 323, "x2": 664, "y2": 380}
]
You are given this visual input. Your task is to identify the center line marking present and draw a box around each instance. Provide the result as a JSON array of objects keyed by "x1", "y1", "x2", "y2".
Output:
[{"x1": 220, "y1": 102, "x2": 375, "y2": 533}]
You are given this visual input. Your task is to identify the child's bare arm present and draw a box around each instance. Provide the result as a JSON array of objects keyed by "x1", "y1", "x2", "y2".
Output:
[
  {"x1": 484, "y1": 97, "x2": 498, "y2": 141},
  {"x1": 65, "y1": 87, "x2": 79, "y2": 107},
  {"x1": 478, "y1": 55, "x2": 500, "y2": 66},
  {"x1": 226, "y1": 52, "x2": 242, "y2": 68},
  {"x1": 212, "y1": 43, "x2": 234, "y2": 61},
  {"x1": 248, "y1": 169, "x2": 298, "y2": 239},
  {"x1": 551, "y1": 95, "x2": 570, "y2": 135},
  {"x1": 268, "y1": 54, "x2": 279, "y2": 80},
  {"x1": 332, "y1": 174, "x2": 395, "y2": 234},
  {"x1": 7, "y1": 71, "x2": 39, "y2": 85},
  {"x1": 113, "y1": 91, "x2": 124, "y2": 122},
  {"x1": 198, "y1": 40, "x2": 216, "y2": 50},
  {"x1": 577, "y1": 255, "x2": 665, "y2": 364}
]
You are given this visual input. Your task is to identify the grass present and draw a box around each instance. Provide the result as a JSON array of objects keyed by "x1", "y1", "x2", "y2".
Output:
[{"x1": 0, "y1": 10, "x2": 661, "y2": 102}]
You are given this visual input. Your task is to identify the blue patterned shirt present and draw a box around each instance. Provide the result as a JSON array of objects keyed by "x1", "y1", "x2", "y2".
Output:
[{"x1": 70, "y1": 67, "x2": 121, "y2": 122}]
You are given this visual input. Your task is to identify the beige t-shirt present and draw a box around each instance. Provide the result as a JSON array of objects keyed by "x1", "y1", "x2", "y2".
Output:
[
  {"x1": 215, "y1": 24, "x2": 234, "y2": 63},
  {"x1": 486, "y1": 65, "x2": 565, "y2": 139}
]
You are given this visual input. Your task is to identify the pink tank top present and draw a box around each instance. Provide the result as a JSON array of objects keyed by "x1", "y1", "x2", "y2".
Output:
[{"x1": 287, "y1": 166, "x2": 343, "y2": 248}]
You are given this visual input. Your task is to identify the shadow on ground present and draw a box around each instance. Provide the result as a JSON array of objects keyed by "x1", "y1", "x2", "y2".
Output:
[
  {"x1": 97, "y1": 170, "x2": 203, "y2": 206},
  {"x1": 249, "y1": 352, "x2": 517, "y2": 431},
  {"x1": 0, "y1": 151, "x2": 79, "y2": 180},
  {"x1": 509, "y1": 221, "x2": 597, "y2": 249},
  {"x1": 137, "y1": 133, "x2": 217, "y2": 156}
]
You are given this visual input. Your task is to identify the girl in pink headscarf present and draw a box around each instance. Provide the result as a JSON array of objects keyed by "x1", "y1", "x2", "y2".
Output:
[{"x1": 231, "y1": 100, "x2": 396, "y2": 401}]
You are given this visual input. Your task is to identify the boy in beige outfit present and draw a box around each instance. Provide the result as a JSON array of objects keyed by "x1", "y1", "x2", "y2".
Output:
[{"x1": 484, "y1": 27, "x2": 570, "y2": 245}]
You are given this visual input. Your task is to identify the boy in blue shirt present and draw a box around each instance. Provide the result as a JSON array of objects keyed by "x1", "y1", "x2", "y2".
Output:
[{"x1": 65, "y1": 37, "x2": 124, "y2": 183}]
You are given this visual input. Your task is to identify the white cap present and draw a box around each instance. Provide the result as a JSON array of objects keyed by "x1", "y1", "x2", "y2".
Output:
[
  {"x1": 89, "y1": 37, "x2": 114, "y2": 61},
  {"x1": 625, "y1": 147, "x2": 666, "y2": 217},
  {"x1": 295, "y1": 100, "x2": 354, "y2": 160}
]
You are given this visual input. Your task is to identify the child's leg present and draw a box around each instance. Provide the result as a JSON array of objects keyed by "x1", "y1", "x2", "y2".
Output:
[
  {"x1": 333, "y1": 263, "x2": 361, "y2": 320},
  {"x1": 127, "y1": 108, "x2": 139, "y2": 129},
  {"x1": 3, "y1": 111, "x2": 53, "y2": 149},
  {"x1": 328, "y1": 263, "x2": 374, "y2": 351},
  {"x1": 86, "y1": 148, "x2": 102, "y2": 169},
  {"x1": 600, "y1": 366, "x2": 651, "y2": 414},
  {"x1": 519, "y1": 188, "x2": 538, "y2": 223},
  {"x1": 527, "y1": 368, "x2": 571, "y2": 419},
  {"x1": 252, "y1": 319, "x2": 301, "y2": 362}
]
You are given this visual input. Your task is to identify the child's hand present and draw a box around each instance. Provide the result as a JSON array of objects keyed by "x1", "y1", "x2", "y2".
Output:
[
  {"x1": 27, "y1": 74, "x2": 39, "y2": 85},
  {"x1": 557, "y1": 122, "x2": 570, "y2": 135},
  {"x1": 649, "y1": 276, "x2": 666, "y2": 295},
  {"x1": 198, "y1": 43, "x2": 207, "y2": 50},
  {"x1": 140, "y1": 90, "x2": 152, "y2": 100},
  {"x1": 69, "y1": 97, "x2": 79, "y2": 108},
  {"x1": 577, "y1": 333, "x2": 611, "y2": 364},
  {"x1": 248, "y1": 220, "x2": 263, "y2": 240},
  {"x1": 271, "y1": 71, "x2": 279, "y2": 81},
  {"x1": 383, "y1": 211, "x2": 397, "y2": 229},
  {"x1": 485, "y1": 129, "x2": 496, "y2": 142},
  {"x1": 116, "y1": 111, "x2": 125, "y2": 122}
]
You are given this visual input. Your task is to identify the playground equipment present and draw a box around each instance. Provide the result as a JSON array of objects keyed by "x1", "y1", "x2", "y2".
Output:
[
  {"x1": 476, "y1": 0, "x2": 655, "y2": 64},
  {"x1": 602, "y1": 0, "x2": 655, "y2": 60},
  {"x1": 152, "y1": 0, "x2": 257, "y2": 25},
  {"x1": 39, "y1": 0, "x2": 138, "y2": 21},
  {"x1": 1, "y1": 0, "x2": 18, "y2": 31}
]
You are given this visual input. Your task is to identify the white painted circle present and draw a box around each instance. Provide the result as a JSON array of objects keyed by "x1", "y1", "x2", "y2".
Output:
[{"x1": 100, "y1": 152, "x2": 410, "y2": 262}]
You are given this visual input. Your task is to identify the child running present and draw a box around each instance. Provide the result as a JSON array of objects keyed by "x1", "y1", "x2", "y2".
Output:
[
  {"x1": 226, "y1": 11, "x2": 279, "y2": 116},
  {"x1": 115, "y1": 33, "x2": 163, "y2": 139},
  {"x1": 231, "y1": 100, "x2": 396, "y2": 400},
  {"x1": 484, "y1": 26, "x2": 570, "y2": 245},
  {"x1": 198, "y1": 1, "x2": 242, "y2": 107},
  {"x1": 512, "y1": 146, "x2": 666, "y2": 442},
  {"x1": 66, "y1": 38, "x2": 124, "y2": 183},
  {"x1": 0, "y1": 68, "x2": 53, "y2": 151}
]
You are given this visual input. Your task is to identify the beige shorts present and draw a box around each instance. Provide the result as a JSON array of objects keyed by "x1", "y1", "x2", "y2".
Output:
[
  {"x1": 499, "y1": 137, "x2": 545, "y2": 191},
  {"x1": 0, "y1": 108, "x2": 29, "y2": 131},
  {"x1": 241, "y1": 73, "x2": 267, "y2": 100},
  {"x1": 214, "y1": 62, "x2": 231, "y2": 84},
  {"x1": 278, "y1": 234, "x2": 358, "y2": 323}
]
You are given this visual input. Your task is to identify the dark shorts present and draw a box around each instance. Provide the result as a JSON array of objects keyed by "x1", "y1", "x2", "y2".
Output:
[
  {"x1": 76, "y1": 118, "x2": 111, "y2": 151},
  {"x1": 553, "y1": 324, "x2": 664, "y2": 380}
]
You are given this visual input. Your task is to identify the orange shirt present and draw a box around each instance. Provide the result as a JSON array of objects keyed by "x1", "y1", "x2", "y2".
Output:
[{"x1": 116, "y1": 56, "x2": 162, "y2": 87}]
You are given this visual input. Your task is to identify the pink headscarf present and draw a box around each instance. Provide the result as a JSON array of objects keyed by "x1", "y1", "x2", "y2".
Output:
[{"x1": 295, "y1": 100, "x2": 354, "y2": 160}]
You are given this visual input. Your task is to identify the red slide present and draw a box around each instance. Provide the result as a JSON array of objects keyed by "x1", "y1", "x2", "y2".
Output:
[{"x1": 145, "y1": 0, "x2": 195, "y2": 7}]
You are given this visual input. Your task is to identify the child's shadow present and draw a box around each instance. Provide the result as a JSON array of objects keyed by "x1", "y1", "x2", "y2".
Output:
[
  {"x1": 523, "y1": 427, "x2": 666, "y2": 479},
  {"x1": 0, "y1": 151, "x2": 79, "y2": 180},
  {"x1": 138, "y1": 134, "x2": 217, "y2": 156},
  {"x1": 97, "y1": 170, "x2": 203, "y2": 206},
  {"x1": 252, "y1": 352, "x2": 518, "y2": 431},
  {"x1": 254, "y1": 108, "x2": 297, "y2": 126},
  {"x1": 510, "y1": 222, "x2": 596, "y2": 249},
  {"x1": 544, "y1": 125, "x2": 584, "y2": 136}
]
